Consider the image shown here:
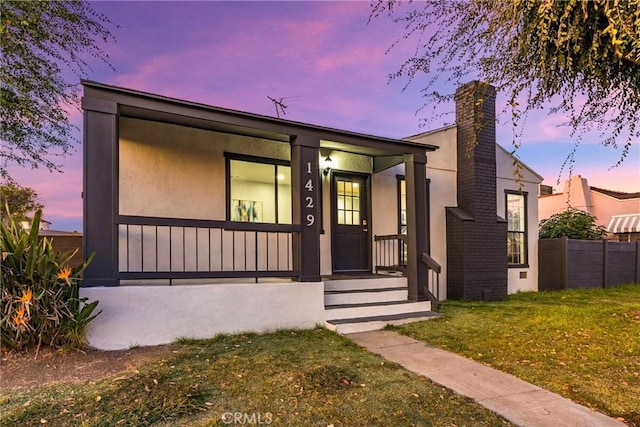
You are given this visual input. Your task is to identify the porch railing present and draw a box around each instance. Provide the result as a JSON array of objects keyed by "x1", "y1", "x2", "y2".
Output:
[
  {"x1": 373, "y1": 234, "x2": 407, "y2": 274},
  {"x1": 374, "y1": 234, "x2": 442, "y2": 311},
  {"x1": 116, "y1": 215, "x2": 300, "y2": 283}
]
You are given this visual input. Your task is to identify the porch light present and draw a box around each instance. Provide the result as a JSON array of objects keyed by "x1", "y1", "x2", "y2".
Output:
[{"x1": 323, "y1": 156, "x2": 333, "y2": 176}]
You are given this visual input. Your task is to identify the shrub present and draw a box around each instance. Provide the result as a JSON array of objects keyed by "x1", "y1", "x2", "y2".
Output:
[
  {"x1": 539, "y1": 208, "x2": 608, "y2": 240},
  {"x1": 1, "y1": 208, "x2": 99, "y2": 351}
]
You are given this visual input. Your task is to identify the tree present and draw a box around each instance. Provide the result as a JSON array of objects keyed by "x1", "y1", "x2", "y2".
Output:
[
  {"x1": 0, "y1": 182, "x2": 43, "y2": 224},
  {"x1": 0, "y1": 0, "x2": 115, "y2": 180},
  {"x1": 371, "y1": 0, "x2": 639, "y2": 166},
  {"x1": 539, "y1": 208, "x2": 607, "y2": 240}
]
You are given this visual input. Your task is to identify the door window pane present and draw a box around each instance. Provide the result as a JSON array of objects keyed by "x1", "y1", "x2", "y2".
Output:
[{"x1": 337, "y1": 179, "x2": 360, "y2": 225}]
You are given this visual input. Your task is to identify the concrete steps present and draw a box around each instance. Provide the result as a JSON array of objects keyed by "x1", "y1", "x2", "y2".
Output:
[{"x1": 324, "y1": 277, "x2": 440, "y2": 334}]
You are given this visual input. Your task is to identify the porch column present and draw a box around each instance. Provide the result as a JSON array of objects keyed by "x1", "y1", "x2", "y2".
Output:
[
  {"x1": 404, "y1": 153, "x2": 428, "y2": 301},
  {"x1": 291, "y1": 134, "x2": 321, "y2": 282},
  {"x1": 82, "y1": 96, "x2": 118, "y2": 287}
]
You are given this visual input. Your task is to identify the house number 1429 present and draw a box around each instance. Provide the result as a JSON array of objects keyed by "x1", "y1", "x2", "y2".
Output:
[{"x1": 305, "y1": 162, "x2": 315, "y2": 227}]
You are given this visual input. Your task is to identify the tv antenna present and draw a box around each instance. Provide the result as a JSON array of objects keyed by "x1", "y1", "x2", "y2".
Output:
[{"x1": 267, "y1": 96, "x2": 299, "y2": 118}]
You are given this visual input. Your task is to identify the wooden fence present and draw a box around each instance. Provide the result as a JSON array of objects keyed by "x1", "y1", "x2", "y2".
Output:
[
  {"x1": 38, "y1": 235, "x2": 84, "y2": 268},
  {"x1": 539, "y1": 237, "x2": 640, "y2": 290}
]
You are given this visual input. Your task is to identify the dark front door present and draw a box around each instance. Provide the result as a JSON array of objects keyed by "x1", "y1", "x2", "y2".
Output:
[{"x1": 331, "y1": 173, "x2": 370, "y2": 272}]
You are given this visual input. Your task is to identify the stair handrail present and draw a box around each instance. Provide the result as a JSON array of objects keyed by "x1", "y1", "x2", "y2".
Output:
[{"x1": 421, "y1": 252, "x2": 441, "y2": 311}]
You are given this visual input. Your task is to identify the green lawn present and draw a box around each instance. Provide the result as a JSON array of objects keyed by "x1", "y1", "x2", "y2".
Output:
[
  {"x1": 0, "y1": 328, "x2": 512, "y2": 426},
  {"x1": 392, "y1": 284, "x2": 640, "y2": 426}
]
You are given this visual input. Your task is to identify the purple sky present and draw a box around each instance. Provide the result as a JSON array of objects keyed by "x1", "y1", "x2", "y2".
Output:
[{"x1": 7, "y1": 1, "x2": 639, "y2": 231}]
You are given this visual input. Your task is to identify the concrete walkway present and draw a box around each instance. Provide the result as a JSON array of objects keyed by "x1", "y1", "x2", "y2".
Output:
[{"x1": 347, "y1": 330, "x2": 625, "y2": 427}]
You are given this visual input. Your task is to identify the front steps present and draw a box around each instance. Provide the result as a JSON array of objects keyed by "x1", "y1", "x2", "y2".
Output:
[{"x1": 324, "y1": 277, "x2": 440, "y2": 334}]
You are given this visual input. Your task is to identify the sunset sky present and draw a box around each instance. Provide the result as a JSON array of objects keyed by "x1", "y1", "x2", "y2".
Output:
[{"x1": 7, "y1": 1, "x2": 639, "y2": 231}]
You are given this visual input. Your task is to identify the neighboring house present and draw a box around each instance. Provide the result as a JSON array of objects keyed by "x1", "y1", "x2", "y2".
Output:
[
  {"x1": 20, "y1": 217, "x2": 83, "y2": 267},
  {"x1": 20, "y1": 217, "x2": 52, "y2": 231},
  {"x1": 80, "y1": 80, "x2": 542, "y2": 350},
  {"x1": 539, "y1": 175, "x2": 640, "y2": 242}
]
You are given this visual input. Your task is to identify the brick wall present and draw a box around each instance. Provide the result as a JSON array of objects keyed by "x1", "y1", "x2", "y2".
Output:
[{"x1": 446, "y1": 81, "x2": 508, "y2": 301}]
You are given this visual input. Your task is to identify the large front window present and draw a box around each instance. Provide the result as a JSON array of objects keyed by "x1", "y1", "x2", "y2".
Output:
[
  {"x1": 506, "y1": 192, "x2": 527, "y2": 266},
  {"x1": 228, "y1": 157, "x2": 291, "y2": 224}
]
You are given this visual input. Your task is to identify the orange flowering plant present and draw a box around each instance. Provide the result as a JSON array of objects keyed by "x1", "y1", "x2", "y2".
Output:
[{"x1": 1, "y1": 208, "x2": 98, "y2": 351}]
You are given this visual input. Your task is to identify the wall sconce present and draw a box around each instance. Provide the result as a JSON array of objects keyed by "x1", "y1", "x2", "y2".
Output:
[{"x1": 323, "y1": 156, "x2": 333, "y2": 176}]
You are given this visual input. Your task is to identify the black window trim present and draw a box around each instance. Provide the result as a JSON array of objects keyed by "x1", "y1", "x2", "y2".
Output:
[
  {"x1": 225, "y1": 152, "x2": 290, "y2": 224},
  {"x1": 505, "y1": 190, "x2": 529, "y2": 268},
  {"x1": 396, "y1": 174, "x2": 406, "y2": 235}
]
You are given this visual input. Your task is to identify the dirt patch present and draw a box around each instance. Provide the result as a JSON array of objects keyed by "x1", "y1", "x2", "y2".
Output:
[{"x1": 1, "y1": 345, "x2": 173, "y2": 391}]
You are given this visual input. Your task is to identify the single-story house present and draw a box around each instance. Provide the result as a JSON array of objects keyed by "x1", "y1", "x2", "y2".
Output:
[{"x1": 80, "y1": 80, "x2": 541, "y2": 350}]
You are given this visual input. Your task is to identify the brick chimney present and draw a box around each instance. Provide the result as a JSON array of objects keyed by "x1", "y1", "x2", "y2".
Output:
[{"x1": 445, "y1": 81, "x2": 508, "y2": 301}]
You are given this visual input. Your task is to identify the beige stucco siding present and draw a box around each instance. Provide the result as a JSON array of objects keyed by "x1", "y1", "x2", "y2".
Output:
[
  {"x1": 496, "y1": 145, "x2": 541, "y2": 294},
  {"x1": 591, "y1": 192, "x2": 640, "y2": 228},
  {"x1": 119, "y1": 117, "x2": 289, "y2": 219}
]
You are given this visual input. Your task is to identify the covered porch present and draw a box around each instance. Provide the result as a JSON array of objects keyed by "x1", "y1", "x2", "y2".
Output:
[{"x1": 81, "y1": 81, "x2": 439, "y2": 349}]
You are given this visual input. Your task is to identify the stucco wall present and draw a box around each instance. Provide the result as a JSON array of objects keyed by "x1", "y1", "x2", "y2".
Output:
[
  {"x1": 371, "y1": 167, "x2": 401, "y2": 236},
  {"x1": 119, "y1": 117, "x2": 289, "y2": 220},
  {"x1": 81, "y1": 282, "x2": 325, "y2": 350},
  {"x1": 591, "y1": 192, "x2": 640, "y2": 228}
]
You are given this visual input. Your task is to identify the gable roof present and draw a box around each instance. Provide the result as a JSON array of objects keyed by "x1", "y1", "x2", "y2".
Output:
[
  {"x1": 403, "y1": 123, "x2": 543, "y2": 182},
  {"x1": 496, "y1": 144, "x2": 544, "y2": 182},
  {"x1": 82, "y1": 80, "x2": 438, "y2": 157},
  {"x1": 591, "y1": 187, "x2": 640, "y2": 200}
]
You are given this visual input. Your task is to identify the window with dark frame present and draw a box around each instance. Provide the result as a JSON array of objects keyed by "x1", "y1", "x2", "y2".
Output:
[
  {"x1": 506, "y1": 191, "x2": 527, "y2": 266},
  {"x1": 226, "y1": 154, "x2": 291, "y2": 224},
  {"x1": 397, "y1": 176, "x2": 407, "y2": 265},
  {"x1": 398, "y1": 176, "x2": 407, "y2": 235},
  {"x1": 396, "y1": 175, "x2": 431, "y2": 265}
]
